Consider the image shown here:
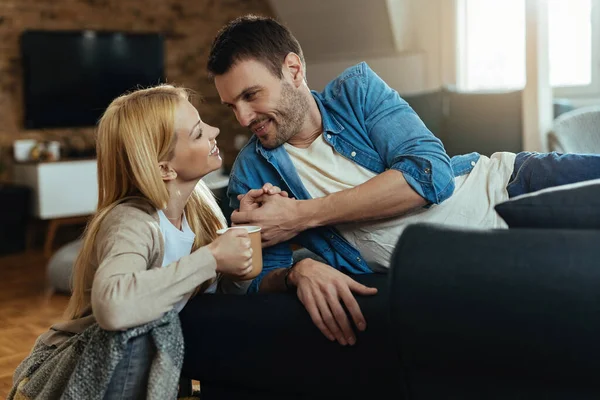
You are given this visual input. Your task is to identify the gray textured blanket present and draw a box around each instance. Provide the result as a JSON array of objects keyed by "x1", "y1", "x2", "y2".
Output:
[{"x1": 8, "y1": 310, "x2": 183, "y2": 400}]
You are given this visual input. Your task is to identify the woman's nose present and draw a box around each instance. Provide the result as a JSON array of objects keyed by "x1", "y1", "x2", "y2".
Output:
[{"x1": 208, "y1": 124, "x2": 220, "y2": 139}]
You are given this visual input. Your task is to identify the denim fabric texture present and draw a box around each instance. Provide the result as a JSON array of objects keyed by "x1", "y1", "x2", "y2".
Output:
[
  {"x1": 507, "y1": 151, "x2": 600, "y2": 198},
  {"x1": 103, "y1": 334, "x2": 155, "y2": 400}
]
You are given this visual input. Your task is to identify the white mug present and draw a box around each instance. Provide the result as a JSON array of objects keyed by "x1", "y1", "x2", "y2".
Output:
[
  {"x1": 47, "y1": 141, "x2": 61, "y2": 160},
  {"x1": 13, "y1": 139, "x2": 37, "y2": 162}
]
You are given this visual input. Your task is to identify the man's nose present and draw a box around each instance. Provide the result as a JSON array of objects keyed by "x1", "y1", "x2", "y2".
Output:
[{"x1": 235, "y1": 105, "x2": 255, "y2": 128}]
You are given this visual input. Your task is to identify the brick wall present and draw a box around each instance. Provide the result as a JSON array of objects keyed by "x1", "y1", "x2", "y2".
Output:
[{"x1": 0, "y1": 0, "x2": 274, "y2": 177}]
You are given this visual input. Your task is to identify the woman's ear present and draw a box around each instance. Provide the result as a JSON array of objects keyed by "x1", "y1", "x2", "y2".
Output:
[
  {"x1": 158, "y1": 161, "x2": 177, "y2": 181},
  {"x1": 283, "y1": 52, "x2": 305, "y2": 87}
]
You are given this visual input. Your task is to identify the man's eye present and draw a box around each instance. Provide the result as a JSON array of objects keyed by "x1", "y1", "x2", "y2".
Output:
[{"x1": 244, "y1": 92, "x2": 256, "y2": 100}]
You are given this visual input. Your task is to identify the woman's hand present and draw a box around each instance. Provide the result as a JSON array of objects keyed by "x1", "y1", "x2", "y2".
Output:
[{"x1": 207, "y1": 228, "x2": 253, "y2": 277}]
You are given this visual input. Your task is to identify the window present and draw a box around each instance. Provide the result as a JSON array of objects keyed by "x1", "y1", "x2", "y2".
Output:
[
  {"x1": 457, "y1": 0, "x2": 597, "y2": 96},
  {"x1": 548, "y1": 0, "x2": 592, "y2": 88}
]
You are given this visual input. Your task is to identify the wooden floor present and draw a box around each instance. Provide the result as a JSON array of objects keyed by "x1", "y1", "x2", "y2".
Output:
[{"x1": 0, "y1": 250, "x2": 69, "y2": 398}]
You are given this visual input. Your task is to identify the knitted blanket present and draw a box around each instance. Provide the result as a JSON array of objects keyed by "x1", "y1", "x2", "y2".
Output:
[{"x1": 8, "y1": 310, "x2": 184, "y2": 400}]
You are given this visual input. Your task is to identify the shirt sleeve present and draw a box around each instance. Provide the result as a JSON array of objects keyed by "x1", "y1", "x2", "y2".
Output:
[
  {"x1": 91, "y1": 207, "x2": 217, "y2": 331},
  {"x1": 360, "y1": 63, "x2": 455, "y2": 204}
]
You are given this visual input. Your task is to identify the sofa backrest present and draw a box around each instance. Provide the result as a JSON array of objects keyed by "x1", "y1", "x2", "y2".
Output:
[
  {"x1": 404, "y1": 88, "x2": 576, "y2": 158},
  {"x1": 404, "y1": 88, "x2": 523, "y2": 157}
]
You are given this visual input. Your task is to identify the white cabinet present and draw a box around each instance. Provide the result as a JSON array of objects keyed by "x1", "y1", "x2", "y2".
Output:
[{"x1": 13, "y1": 159, "x2": 98, "y2": 219}]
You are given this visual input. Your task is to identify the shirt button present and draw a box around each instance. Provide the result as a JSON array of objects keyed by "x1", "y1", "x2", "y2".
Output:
[
  {"x1": 351, "y1": 151, "x2": 357, "y2": 157},
  {"x1": 357, "y1": 257, "x2": 362, "y2": 262},
  {"x1": 471, "y1": 161, "x2": 476, "y2": 166},
  {"x1": 424, "y1": 168, "x2": 431, "y2": 174},
  {"x1": 326, "y1": 134, "x2": 332, "y2": 140},
  {"x1": 330, "y1": 234, "x2": 334, "y2": 239}
]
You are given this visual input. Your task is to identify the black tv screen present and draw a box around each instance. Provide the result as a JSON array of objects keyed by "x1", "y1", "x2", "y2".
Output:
[{"x1": 21, "y1": 30, "x2": 165, "y2": 129}]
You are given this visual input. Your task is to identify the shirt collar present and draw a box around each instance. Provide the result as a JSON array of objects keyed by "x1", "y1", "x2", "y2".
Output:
[{"x1": 312, "y1": 91, "x2": 344, "y2": 135}]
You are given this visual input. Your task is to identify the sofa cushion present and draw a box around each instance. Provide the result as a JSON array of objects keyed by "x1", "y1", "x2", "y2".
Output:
[{"x1": 495, "y1": 178, "x2": 600, "y2": 229}]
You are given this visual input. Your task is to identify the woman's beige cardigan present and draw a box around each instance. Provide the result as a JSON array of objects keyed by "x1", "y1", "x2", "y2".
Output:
[{"x1": 41, "y1": 197, "x2": 245, "y2": 347}]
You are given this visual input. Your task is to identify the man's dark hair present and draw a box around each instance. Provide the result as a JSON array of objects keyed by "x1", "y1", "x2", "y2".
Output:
[{"x1": 207, "y1": 14, "x2": 305, "y2": 79}]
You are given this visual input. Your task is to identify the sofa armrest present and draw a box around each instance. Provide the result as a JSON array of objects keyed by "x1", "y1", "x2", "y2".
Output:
[{"x1": 389, "y1": 223, "x2": 600, "y2": 397}]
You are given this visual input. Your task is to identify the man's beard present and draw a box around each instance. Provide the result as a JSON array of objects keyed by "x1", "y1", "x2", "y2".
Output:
[{"x1": 258, "y1": 82, "x2": 310, "y2": 149}]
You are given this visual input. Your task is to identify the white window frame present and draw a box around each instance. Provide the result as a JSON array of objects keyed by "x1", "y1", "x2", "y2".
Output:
[{"x1": 455, "y1": 0, "x2": 468, "y2": 91}]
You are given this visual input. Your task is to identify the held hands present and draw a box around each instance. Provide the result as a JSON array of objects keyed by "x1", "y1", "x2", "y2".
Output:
[
  {"x1": 289, "y1": 258, "x2": 378, "y2": 346},
  {"x1": 233, "y1": 183, "x2": 302, "y2": 247},
  {"x1": 207, "y1": 229, "x2": 253, "y2": 277},
  {"x1": 237, "y1": 183, "x2": 289, "y2": 212}
]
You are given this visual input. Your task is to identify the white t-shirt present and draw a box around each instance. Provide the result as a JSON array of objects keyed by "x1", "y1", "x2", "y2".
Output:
[
  {"x1": 157, "y1": 209, "x2": 217, "y2": 312},
  {"x1": 283, "y1": 134, "x2": 516, "y2": 268}
]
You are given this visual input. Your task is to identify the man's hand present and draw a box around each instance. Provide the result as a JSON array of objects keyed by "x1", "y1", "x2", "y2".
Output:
[
  {"x1": 237, "y1": 183, "x2": 288, "y2": 212},
  {"x1": 288, "y1": 258, "x2": 378, "y2": 346},
  {"x1": 232, "y1": 193, "x2": 305, "y2": 247}
]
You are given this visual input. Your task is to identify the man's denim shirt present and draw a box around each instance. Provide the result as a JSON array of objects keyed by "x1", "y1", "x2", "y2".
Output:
[{"x1": 227, "y1": 62, "x2": 480, "y2": 293}]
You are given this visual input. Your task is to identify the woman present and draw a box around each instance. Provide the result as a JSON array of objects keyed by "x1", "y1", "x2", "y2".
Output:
[{"x1": 9, "y1": 85, "x2": 265, "y2": 399}]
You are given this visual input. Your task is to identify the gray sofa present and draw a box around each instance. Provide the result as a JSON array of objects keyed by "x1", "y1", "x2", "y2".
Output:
[
  {"x1": 178, "y1": 219, "x2": 600, "y2": 399},
  {"x1": 179, "y1": 179, "x2": 600, "y2": 399},
  {"x1": 390, "y1": 223, "x2": 600, "y2": 399}
]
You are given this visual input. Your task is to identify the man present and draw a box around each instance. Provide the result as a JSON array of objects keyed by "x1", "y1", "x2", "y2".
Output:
[{"x1": 207, "y1": 14, "x2": 600, "y2": 345}]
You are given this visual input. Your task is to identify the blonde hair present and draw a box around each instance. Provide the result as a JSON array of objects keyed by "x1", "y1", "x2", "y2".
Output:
[{"x1": 65, "y1": 84, "x2": 226, "y2": 319}]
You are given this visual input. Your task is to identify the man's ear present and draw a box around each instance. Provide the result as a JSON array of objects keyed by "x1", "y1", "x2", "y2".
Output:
[
  {"x1": 158, "y1": 161, "x2": 177, "y2": 181},
  {"x1": 283, "y1": 52, "x2": 305, "y2": 87}
]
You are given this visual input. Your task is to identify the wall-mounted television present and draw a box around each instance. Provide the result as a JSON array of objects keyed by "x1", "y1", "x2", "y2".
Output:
[{"x1": 21, "y1": 30, "x2": 165, "y2": 129}]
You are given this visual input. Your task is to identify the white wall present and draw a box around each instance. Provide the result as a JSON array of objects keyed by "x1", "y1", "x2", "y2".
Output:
[
  {"x1": 307, "y1": 53, "x2": 426, "y2": 95},
  {"x1": 410, "y1": 0, "x2": 458, "y2": 91},
  {"x1": 268, "y1": 0, "x2": 439, "y2": 94}
]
